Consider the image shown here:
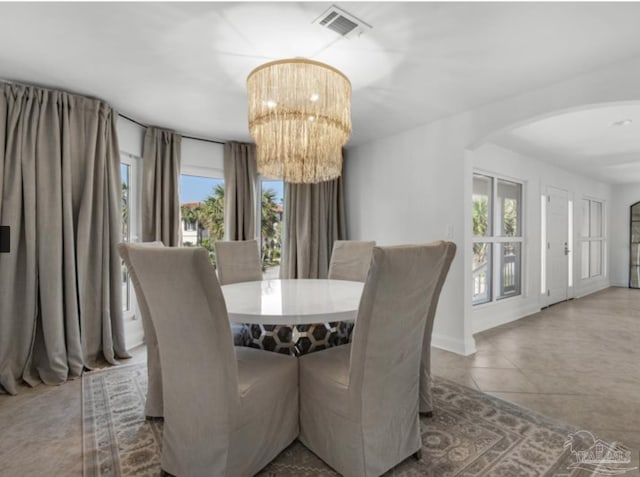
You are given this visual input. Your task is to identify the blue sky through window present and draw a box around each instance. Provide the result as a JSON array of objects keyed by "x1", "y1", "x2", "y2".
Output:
[
  {"x1": 180, "y1": 175, "x2": 284, "y2": 204},
  {"x1": 180, "y1": 175, "x2": 223, "y2": 204}
]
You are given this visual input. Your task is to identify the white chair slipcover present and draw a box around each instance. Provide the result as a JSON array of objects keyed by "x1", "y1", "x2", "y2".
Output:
[
  {"x1": 327, "y1": 240, "x2": 375, "y2": 282},
  {"x1": 214, "y1": 239, "x2": 262, "y2": 285},
  {"x1": 420, "y1": 241, "x2": 456, "y2": 415},
  {"x1": 214, "y1": 239, "x2": 263, "y2": 346},
  {"x1": 119, "y1": 241, "x2": 165, "y2": 418},
  {"x1": 120, "y1": 244, "x2": 298, "y2": 477},
  {"x1": 299, "y1": 242, "x2": 454, "y2": 477}
]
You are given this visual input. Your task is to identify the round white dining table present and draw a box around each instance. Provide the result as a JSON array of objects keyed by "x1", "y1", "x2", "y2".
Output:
[{"x1": 221, "y1": 278, "x2": 364, "y2": 355}]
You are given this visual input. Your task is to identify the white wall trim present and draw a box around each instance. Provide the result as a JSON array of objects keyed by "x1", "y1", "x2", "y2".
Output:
[
  {"x1": 575, "y1": 278, "x2": 610, "y2": 298},
  {"x1": 124, "y1": 319, "x2": 145, "y2": 350},
  {"x1": 611, "y1": 280, "x2": 628, "y2": 288},
  {"x1": 472, "y1": 302, "x2": 541, "y2": 334},
  {"x1": 432, "y1": 332, "x2": 477, "y2": 356}
]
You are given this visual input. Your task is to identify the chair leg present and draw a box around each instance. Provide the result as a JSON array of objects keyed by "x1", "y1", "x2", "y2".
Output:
[{"x1": 413, "y1": 449, "x2": 423, "y2": 461}]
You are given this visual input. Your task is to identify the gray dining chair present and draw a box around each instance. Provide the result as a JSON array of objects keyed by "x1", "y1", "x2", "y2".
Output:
[
  {"x1": 214, "y1": 239, "x2": 262, "y2": 285},
  {"x1": 328, "y1": 240, "x2": 375, "y2": 282},
  {"x1": 214, "y1": 239, "x2": 263, "y2": 346},
  {"x1": 120, "y1": 244, "x2": 298, "y2": 477},
  {"x1": 299, "y1": 242, "x2": 454, "y2": 477},
  {"x1": 420, "y1": 241, "x2": 456, "y2": 416},
  {"x1": 118, "y1": 240, "x2": 165, "y2": 418},
  {"x1": 328, "y1": 240, "x2": 375, "y2": 344}
]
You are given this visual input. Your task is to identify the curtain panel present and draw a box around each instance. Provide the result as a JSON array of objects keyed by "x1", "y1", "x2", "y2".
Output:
[
  {"x1": 0, "y1": 82, "x2": 128, "y2": 395},
  {"x1": 223, "y1": 141, "x2": 257, "y2": 241},
  {"x1": 281, "y1": 174, "x2": 346, "y2": 279},
  {"x1": 141, "y1": 127, "x2": 182, "y2": 246}
]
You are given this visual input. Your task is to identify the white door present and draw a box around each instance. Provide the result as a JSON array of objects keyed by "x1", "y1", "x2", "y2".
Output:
[{"x1": 546, "y1": 186, "x2": 569, "y2": 305}]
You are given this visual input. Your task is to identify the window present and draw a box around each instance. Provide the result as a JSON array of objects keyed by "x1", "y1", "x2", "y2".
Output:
[
  {"x1": 581, "y1": 198, "x2": 604, "y2": 279},
  {"x1": 121, "y1": 163, "x2": 130, "y2": 312},
  {"x1": 120, "y1": 153, "x2": 140, "y2": 318},
  {"x1": 472, "y1": 173, "x2": 523, "y2": 305},
  {"x1": 260, "y1": 179, "x2": 284, "y2": 279},
  {"x1": 179, "y1": 174, "x2": 224, "y2": 262}
]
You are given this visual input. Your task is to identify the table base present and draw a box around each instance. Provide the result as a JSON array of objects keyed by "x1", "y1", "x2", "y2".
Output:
[{"x1": 240, "y1": 322, "x2": 354, "y2": 356}]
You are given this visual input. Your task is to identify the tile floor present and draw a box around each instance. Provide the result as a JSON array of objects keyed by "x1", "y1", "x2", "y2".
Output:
[
  {"x1": 1, "y1": 286, "x2": 639, "y2": 476},
  {"x1": 432, "y1": 286, "x2": 640, "y2": 457}
]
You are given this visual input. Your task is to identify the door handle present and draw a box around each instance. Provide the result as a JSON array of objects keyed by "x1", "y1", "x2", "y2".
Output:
[{"x1": 564, "y1": 242, "x2": 570, "y2": 256}]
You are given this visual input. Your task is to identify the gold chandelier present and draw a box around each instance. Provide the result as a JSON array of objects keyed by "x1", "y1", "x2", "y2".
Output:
[{"x1": 247, "y1": 58, "x2": 352, "y2": 183}]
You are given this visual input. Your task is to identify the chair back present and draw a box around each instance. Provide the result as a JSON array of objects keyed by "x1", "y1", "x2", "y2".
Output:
[
  {"x1": 118, "y1": 241, "x2": 165, "y2": 417},
  {"x1": 214, "y1": 239, "x2": 262, "y2": 285},
  {"x1": 328, "y1": 240, "x2": 375, "y2": 282},
  {"x1": 420, "y1": 241, "x2": 456, "y2": 412},
  {"x1": 348, "y1": 242, "x2": 454, "y2": 422},
  {"x1": 119, "y1": 244, "x2": 238, "y2": 475}
]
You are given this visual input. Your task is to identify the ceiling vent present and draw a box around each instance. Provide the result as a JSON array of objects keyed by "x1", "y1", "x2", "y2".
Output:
[{"x1": 313, "y1": 5, "x2": 372, "y2": 39}]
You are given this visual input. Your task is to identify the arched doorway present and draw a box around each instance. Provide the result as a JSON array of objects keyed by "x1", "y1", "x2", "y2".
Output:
[{"x1": 630, "y1": 201, "x2": 640, "y2": 288}]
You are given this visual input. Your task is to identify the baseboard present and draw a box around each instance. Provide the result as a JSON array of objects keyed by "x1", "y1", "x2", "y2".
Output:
[
  {"x1": 472, "y1": 301, "x2": 541, "y2": 334},
  {"x1": 574, "y1": 279, "x2": 610, "y2": 299},
  {"x1": 610, "y1": 281, "x2": 628, "y2": 288},
  {"x1": 124, "y1": 319, "x2": 145, "y2": 351},
  {"x1": 432, "y1": 333, "x2": 477, "y2": 356}
]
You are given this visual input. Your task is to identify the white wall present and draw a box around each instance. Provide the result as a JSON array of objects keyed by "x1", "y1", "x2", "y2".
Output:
[
  {"x1": 610, "y1": 184, "x2": 640, "y2": 286},
  {"x1": 471, "y1": 143, "x2": 611, "y2": 333},
  {"x1": 345, "y1": 54, "x2": 640, "y2": 355}
]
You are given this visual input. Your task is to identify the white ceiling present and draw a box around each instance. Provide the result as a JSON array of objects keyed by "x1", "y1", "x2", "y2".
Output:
[
  {"x1": 492, "y1": 104, "x2": 640, "y2": 185},
  {"x1": 1, "y1": 2, "x2": 640, "y2": 182}
]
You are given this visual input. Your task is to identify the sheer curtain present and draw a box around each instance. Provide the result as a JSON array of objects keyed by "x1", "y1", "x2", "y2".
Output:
[
  {"x1": 280, "y1": 175, "x2": 346, "y2": 279},
  {"x1": 142, "y1": 127, "x2": 182, "y2": 245},
  {"x1": 0, "y1": 82, "x2": 128, "y2": 394},
  {"x1": 223, "y1": 141, "x2": 257, "y2": 241}
]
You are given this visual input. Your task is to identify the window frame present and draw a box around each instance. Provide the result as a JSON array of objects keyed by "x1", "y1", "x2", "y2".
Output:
[
  {"x1": 472, "y1": 171, "x2": 525, "y2": 306},
  {"x1": 179, "y1": 165, "x2": 225, "y2": 250},
  {"x1": 257, "y1": 177, "x2": 285, "y2": 279},
  {"x1": 580, "y1": 197, "x2": 606, "y2": 280},
  {"x1": 120, "y1": 152, "x2": 141, "y2": 321}
]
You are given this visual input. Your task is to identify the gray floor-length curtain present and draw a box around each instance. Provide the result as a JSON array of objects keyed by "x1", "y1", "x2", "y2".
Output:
[
  {"x1": 224, "y1": 142, "x2": 257, "y2": 241},
  {"x1": 142, "y1": 127, "x2": 182, "y2": 245},
  {"x1": 0, "y1": 82, "x2": 129, "y2": 395},
  {"x1": 280, "y1": 174, "x2": 346, "y2": 279}
]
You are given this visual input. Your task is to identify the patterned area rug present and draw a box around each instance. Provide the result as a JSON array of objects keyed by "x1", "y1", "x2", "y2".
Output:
[{"x1": 82, "y1": 363, "x2": 595, "y2": 477}]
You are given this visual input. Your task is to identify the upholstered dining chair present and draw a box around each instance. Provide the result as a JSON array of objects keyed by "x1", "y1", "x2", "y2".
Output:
[
  {"x1": 119, "y1": 245, "x2": 299, "y2": 477},
  {"x1": 327, "y1": 240, "x2": 376, "y2": 282},
  {"x1": 420, "y1": 241, "x2": 456, "y2": 416},
  {"x1": 119, "y1": 241, "x2": 165, "y2": 418},
  {"x1": 214, "y1": 239, "x2": 263, "y2": 346},
  {"x1": 214, "y1": 239, "x2": 262, "y2": 285},
  {"x1": 299, "y1": 242, "x2": 454, "y2": 477}
]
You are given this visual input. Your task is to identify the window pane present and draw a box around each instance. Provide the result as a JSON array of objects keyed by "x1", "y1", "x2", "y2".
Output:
[
  {"x1": 120, "y1": 163, "x2": 130, "y2": 312},
  {"x1": 581, "y1": 199, "x2": 590, "y2": 237},
  {"x1": 498, "y1": 242, "x2": 521, "y2": 299},
  {"x1": 631, "y1": 266, "x2": 640, "y2": 288},
  {"x1": 261, "y1": 179, "x2": 283, "y2": 279},
  {"x1": 497, "y1": 179, "x2": 522, "y2": 237},
  {"x1": 589, "y1": 201, "x2": 602, "y2": 237},
  {"x1": 472, "y1": 174, "x2": 492, "y2": 237},
  {"x1": 632, "y1": 222, "x2": 640, "y2": 243},
  {"x1": 581, "y1": 242, "x2": 589, "y2": 279},
  {"x1": 590, "y1": 241, "x2": 601, "y2": 277},
  {"x1": 472, "y1": 242, "x2": 492, "y2": 305},
  {"x1": 632, "y1": 243, "x2": 640, "y2": 266},
  {"x1": 179, "y1": 174, "x2": 224, "y2": 265}
]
